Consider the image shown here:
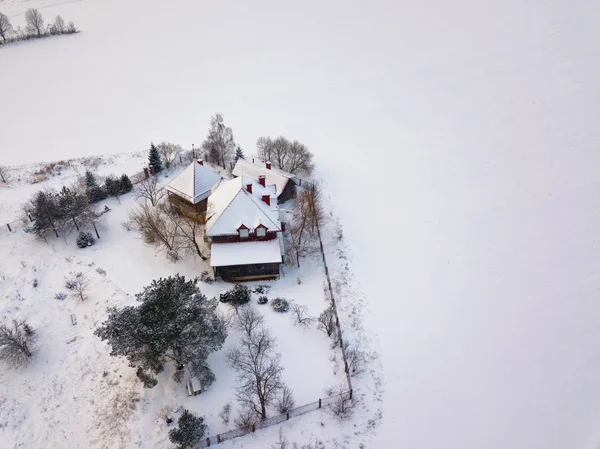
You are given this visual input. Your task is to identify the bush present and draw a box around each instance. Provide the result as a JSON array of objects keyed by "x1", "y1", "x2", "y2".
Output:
[
  {"x1": 55, "y1": 292, "x2": 67, "y2": 300},
  {"x1": 253, "y1": 284, "x2": 271, "y2": 294},
  {"x1": 76, "y1": 232, "x2": 96, "y2": 248},
  {"x1": 257, "y1": 295, "x2": 268, "y2": 305},
  {"x1": 270, "y1": 298, "x2": 290, "y2": 313},
  {"x1": 168, "y1": 409, "x2": 206, "y2": 449},
  {"x1": 200, "y1": 270, "x2": 213, "y2": 284},
  {"x1": 225, "y1": 284, "x2": 251, "y2": 312}
]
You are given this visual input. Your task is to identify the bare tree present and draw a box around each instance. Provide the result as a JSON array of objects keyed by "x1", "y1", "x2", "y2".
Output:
[
  {"x1": 135, "y1": 176, "x2": 164, "y2": 206},
  {"x1": 329, "y1": 388, "x2": 353, "y2": 420},
  {"x1": 256, "y1": 136, "x2": 315, "y2": 175},
  {"x1": 161, "y1": 202, "x2": 207, "y2": 260},
  {"x1": 25, "y1": 8, "x2": 44, "y2": 37},
  {"x1": 343, "y1": 341, "x2": 368, "y2": 377},
  {"x1": 72, "y1": 273, "x2": 91, "y2": 302},
  {"x1": 304, "y1": 180, "x2": 324, "y2": 234},
  {"x1": 130, "y1": 202, "x2": 180, "y2": 254},
  {"x1": 271, "y1": 428, "x2": 289, "y2": 449},
  {"x1": 235, "y1": 307, "x2": 264, "y2": 337},
  {"x1": 0, "y1": 165, "x2": 9, "y2": 183},
  {"x1": 317, "y1": 307, "x2": 336, "y2": 337},
  {"x1": 202, "y1": 113, "x2": 235, "y2": 169},
  {"x1": 51, "y1": 15, "x2": 65, "y2": 34},
  {"x1": 0, "y1": 13, "x2": 13, "y2": 43},
  {"x1": 291, "y1": 304, "x2": 314, "y2": 328},
  {"x1": 227, "y1": 326, "x2": 284, "y2": 419},
  {"x1": 0, "y1": 320, "x2": 36, "y2": 367},
  {"x1": 275, "y1": 385, "x2": 295, "y2": 414},
  {"x1": 234, "y1": 406, "x2": 258, "y2": 428},
  {"x1": 286, "y1": 189, "x2": 319, "y2": 267},
  {"x1": 157, "y1": 142, "x2": 182, "y2": 169}
]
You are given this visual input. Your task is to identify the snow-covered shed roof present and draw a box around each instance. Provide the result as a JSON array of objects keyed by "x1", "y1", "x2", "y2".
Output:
[
  {"x1": 210, "y1": 239, "x2": 282, "y2": 267},
  {"x1": 206, "y1": 177, "x2": 280, "y2": 237},
  {"x1": 232, "y1": 159, "x2": 294, "y2": 197},
  {"x1": 166, "y1": 160, "x2": 221, "y2": 204}
]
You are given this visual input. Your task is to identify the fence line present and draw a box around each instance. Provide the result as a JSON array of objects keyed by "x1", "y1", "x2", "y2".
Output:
[{"x1": 198, "y1": 391, "x2": 350, "y2": 448}]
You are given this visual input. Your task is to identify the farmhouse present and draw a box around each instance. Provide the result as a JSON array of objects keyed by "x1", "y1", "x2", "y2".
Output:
[
  {"x1": 165, "y1": 160, "x2": 221, "y2": 222},
  {"x1": 232, "y1": 158, "x2": 298, "y2": 203},
  {"x1": 205, "y1": 176, "x2": 284, "y2": 281}
]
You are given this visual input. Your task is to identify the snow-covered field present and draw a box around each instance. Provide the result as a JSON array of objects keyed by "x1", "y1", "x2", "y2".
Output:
[{"x1": 2, "y1": 0, "x2": 600, "y2": 448}]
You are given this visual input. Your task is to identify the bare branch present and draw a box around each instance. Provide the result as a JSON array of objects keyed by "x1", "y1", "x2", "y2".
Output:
[
  {"x1": 135, "y1": 177, "x2": 165, "y2": 206},
  {"x1": 71, "y1": 273, "x2": 91, "y2": 302},
  {"x1": 291, "y1": 304, "x2": 315, "y2": 328},
  {"x1": 0, "y1": 320, "x2": 36, "y2": 367}
]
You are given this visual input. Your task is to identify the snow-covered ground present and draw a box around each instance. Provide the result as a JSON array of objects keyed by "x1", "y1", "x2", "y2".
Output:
[{"x1": 2, "y1": 0, "x2": 600, "y2": 448}]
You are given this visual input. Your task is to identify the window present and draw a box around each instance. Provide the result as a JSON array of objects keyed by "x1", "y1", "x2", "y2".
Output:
[
  {"x1": 256, "y1": 227, "x2": 266, "y2": 237},
  {"x1": 239, "y1": 228, "x2": 249, "y2": 238}
]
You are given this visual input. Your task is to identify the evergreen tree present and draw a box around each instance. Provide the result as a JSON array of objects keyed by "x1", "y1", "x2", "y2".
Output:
[
  {"x1": 119, "y1": 174, "x2": 133, "y2": 194},
  {"x1": 29, "y1": 190, "x2": 60, "y2": 236},
  {"x1": 84, "y1": 171, "x2": 97, "y2": 188},
  {"x1": 84, "y1": 171, "x2": 107, "y2": 203},
  {"x1": 234, "y1": 145, "x2": 245, "y2": 162},
  {"x1": 94, "y1": 275, "x2": 227, "y2": 388},
  {"x1": 57, "y1": 186, "x2": 87, "y2": 231},
  {"x1": 104, "y1": 176, "x2": 121, "y2": 200},
  {"x1": 148, "y1": 143, "x2": 162, "y2": 172},
  {"x1": 168, "y1": 409, "x2": 206, "y2": 449}
]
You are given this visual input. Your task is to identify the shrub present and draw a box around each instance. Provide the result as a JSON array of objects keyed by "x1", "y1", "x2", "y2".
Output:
[
  {"x1": 270, "y1": 298, "x2": 290, "y2": 313},
  {"x1": 168, "y1": 409, "x2": 206, "y2": 449},
  {"x1": 219, "y1": 403, "x2": 231, "y2": 425},
  {"x1": 257, "y1": 295, "x2": 268, "y2": 305},
  {"x1": 253, "y1": 284, "x2": 271, "y2": 294},
  {"x1": 200, "y1": 270, "x2": 213, "y2": 284},
  {"x1": 76, "y1": 232, "x2": 96, "y2": 248},
  {"x1": 55, "y1": 292, "x2": 67, "y2": 300},
  {"x1": 226, "y1": 284, "x2": 251, "y2": 313}
]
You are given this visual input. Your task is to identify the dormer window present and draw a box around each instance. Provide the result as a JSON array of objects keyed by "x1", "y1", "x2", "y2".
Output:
[
  {"x1": 256, "y1": 226, "x2": 266, "y2": 237},
  {"x1": 238, "y1": 224, "x2": 249, "y2": 238}
]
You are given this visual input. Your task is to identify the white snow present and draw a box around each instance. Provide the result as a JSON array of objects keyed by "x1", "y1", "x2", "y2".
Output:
[
  {"x1": 165, "y1": 160, "x2": 221, "y2": 205},
  {"x1": 1, "y1": 0, "x2": 600, "y2": 448},
  {"x1": 232, "y1": 159, "x2": 291, "y2": 198},
  {"x1": 210, "y1": 239, "x2": 282, "y2": 267}
]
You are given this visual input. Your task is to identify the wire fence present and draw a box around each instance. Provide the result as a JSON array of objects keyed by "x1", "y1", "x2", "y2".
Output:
[{"x1": 198, "y1": 391, "x2": 351, "y2": 448}]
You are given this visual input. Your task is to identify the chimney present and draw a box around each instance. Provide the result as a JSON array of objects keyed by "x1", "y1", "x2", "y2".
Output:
[
  {"x1": 246, "y1": 183, "x2": 253, "y2": 194},
  {"x1": 266, "y1": 161, "x2": 272, "y2": 170},
  {"x1": 197, "y1": 159, "x2": 204, "y2": 166},
  {"x1": 262, "y1": 195, "x2": 271, "y2": 206},
  {"x1": 258, "y1": 175, "x2": 266, "y2": 187}
]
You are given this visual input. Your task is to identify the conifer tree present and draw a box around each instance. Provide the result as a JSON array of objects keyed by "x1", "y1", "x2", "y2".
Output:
[
  {"x1": 119, "y1": 174, "x2": 133, "y2": 194},
  {"x1": 148, "y1": 143, "x2": 162, "y2": 173},
  {"x1": 234, "y1": 145, "x2": 245, "y2": 162}
]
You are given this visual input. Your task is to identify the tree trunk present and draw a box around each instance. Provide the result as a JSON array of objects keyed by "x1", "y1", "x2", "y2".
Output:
[
  {"x1": 72, "y1": 216, "x2": 79, "y2": 231},
  {"x1": 92, "y1": 221, "x2": 100, "y2": 239},
  {"x1": 192, "y1": 238, "x2": 207, "y2": 261}
]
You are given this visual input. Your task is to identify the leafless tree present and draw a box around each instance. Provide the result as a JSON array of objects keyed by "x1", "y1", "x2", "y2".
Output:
[
  {"x1": 135, "y1": 176, "x2": 164, "y2": 206},
  {"x1": 235, "y1": 307, "x2": 264, "y2": 337},
  {"x1": 286, "y1": 189, "x2": 319, "y2": 267},
  {"x1": 304, "y1": 180, "x2": 324, "y2": 234},
  {"x1": 72, "y1": 273, "x2": 91, "y2": 302},
  {"x1": 329, "y1": 388, "x2": 353, "y2": 420},
  {"x1": 256, "y1": 136, "x2": 314, "y2": 175},
  {"x1": 227, "y1": 326, "x2": 284, "y2": 420},
  {"x1": 343, "y1": 341, "x2": 368, "y2": 377},
  {"x1": 291, "y1": 304, "x2": 314, "y2": 328},
  {"x1": 161, "y1": 202, "x2": 208, "y2": 260},
  {"x1": 202, "y1": 113, "x2": 235, "y2": 169},
  {"x1": 0, "y1": 320, "x2": 36, "y2": 367},
  {"x1": 25, "y1": 8, "x2": 44, "y2": 37},
  {"x1": 0, "y1": 13, "x2": 13, "y2": 42},
  {"x1": 234, "y1": 406, "x2": 258, "y2": 428},
  {"x1": 271, "y1": 428, "x2": 289, "y2": 449},
  {"x1": 275, "y1": 385, "x2": 295, "y2": 414},
  {"x1": 218, "y1": 403, "x2": 232, "y2": 425},
  {"x1": 157, "y1": 142, "x2": 182, "y2": 169},
  {"x1": 51, "y1": 15, "x2": 65, "y2": 34},
  {"x1": 130, "y1": 202, "x2": 180, "y2": 253},
  {"x1": 0, "y1": 165, "x2": 9, "y2": 183},
  {"x1": 317, "y1": 307, "x2": 336, "y2": 337}
]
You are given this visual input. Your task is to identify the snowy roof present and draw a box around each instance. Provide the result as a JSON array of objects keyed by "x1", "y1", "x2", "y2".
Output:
[
  {"x1": 232, "y1": 159, "x2": 294, "y2": 197},
  {"x1": 166, "y1": 161, "x2": 221, "y2": 204},
  {"x1": 206, "y1": 177, "x2": 280, "y2": 236},
  {"x1": 210, "y1": 239, "x2": 282, "y2": 267}
]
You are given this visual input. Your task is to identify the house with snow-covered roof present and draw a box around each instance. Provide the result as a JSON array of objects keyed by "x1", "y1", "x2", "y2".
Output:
[
  {"x1": 165, "y1": 160, "x2": 221, "y2": 222},
  {"x1": 205, "y1": 176, "x2": 284, "y2": 281},
  {"x1": 232, "y1": 158, "x2": 297, "y2": 203}
]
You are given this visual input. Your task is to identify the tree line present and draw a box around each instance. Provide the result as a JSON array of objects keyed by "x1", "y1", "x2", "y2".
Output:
[{"x1": 0, "y1": 8, "x2": 78, "y2": 46}]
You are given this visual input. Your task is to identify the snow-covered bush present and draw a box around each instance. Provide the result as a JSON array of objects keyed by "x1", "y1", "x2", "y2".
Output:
[
  {"x1": 200, "y1": 270, "x2": 213, "y2": 284},
  {"x1": 219, "y1": 403, "x2": 231, "y2": 425},
  {"x1": 270, "y1": 298, "x2": 290, "y2": 313},
  {"x1": 76, "y1": 231, "x2": 95, "y2": 248},
  {"x1": 54, "y1": 292, "x2": 67, "y2": 300},
  {"x1": 253, "y1": 284, "x2": 271, "y2": 294},
  {"x1": 168, "y1": 409, "x2": 206, "y2": 449},
  {"x1": 225, "y1": 284, "x2": 251, "y2": 313},
  {"x1": 0, "y1": 320, "x2": 36, "y2": 368},
  {"x1": 257, "y1": 295, "x2": 268, "y2": 305}
]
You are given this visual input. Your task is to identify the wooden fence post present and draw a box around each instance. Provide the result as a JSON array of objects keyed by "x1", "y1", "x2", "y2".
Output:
[
  {"x1": 217, "y1": 434, "x2": 221, "y2": 443},
  {"x1": 143, "y1": 167, "x2": 149, "y2": 179},
  {"x1": 252, "y1": 424, "x2": 256, "y2": 433},
  {"x1": 318, "y1": 398, "x2": 322, "y2": 409},
  {"x1": 206, "y1": 437, "x2": 211, "y2": 446},
  {"x1": 349, "y1": 389, "x2": 353, "y2": 400},
  {"x1": 286, "y1": 412, "x2": 290, "y2": 420},
  {"x1": 6, "y1": 223, "x2": 11, "y2": 232}
]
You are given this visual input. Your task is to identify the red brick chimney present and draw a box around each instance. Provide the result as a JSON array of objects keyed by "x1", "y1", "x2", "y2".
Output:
[
  {"x1": 262, "y1": 195, "x2": 271, "y2": 206},
  {"x1": 266, "y1": 161, "x2": 272, "y2": 170},
  {"x1": 258, "y1": 175, "x2": 266, "y2": 187},
  {"x1": 197, "y1": 159, "x2": 204, "y2": 166},
  {"x1": 246, "y1": 183, "x2": 253, "y2": 194}
]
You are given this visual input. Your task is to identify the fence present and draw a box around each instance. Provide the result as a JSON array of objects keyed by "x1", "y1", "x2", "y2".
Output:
[{"x1": 198, "y1": 391, "x2": 351, "y2": 448}]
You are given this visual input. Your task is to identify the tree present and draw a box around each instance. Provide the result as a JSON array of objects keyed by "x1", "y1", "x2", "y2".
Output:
[
  {"x1": 51, "y1": 15, "x2": 65, "y2": 34},
  {"x1": 286, "y1": 189, "x2": 319, "y2": 267},
  {"x1": 0, "y1": 165, "x2": 9, "y2": 183},
  {"x1": 57, "y1": 186, "x2": 87, "y2": 231},
  {"x1": 119, "y1": 174, "x2": 133, "y2": 194},
  {"x1": 291, "y1": 304, "x2": 314, "y2": 328},
  {"x1": 234, "y1": 306, "x2": 264, "y2": 338},
  {"x1": 29, "y1": 189, "x2": 60, "y2": 238},
  {"x1": 276, "y1": 385, "x2": 295, "y2": 414},
  {"x1": 234, "y1": 145, "x2": 245, "y2": 162},
  {"x1": 104, "y1": 176, "x2": 122, "y2": 203},
  {"x1": 130, "y1": 201, "x2": 179, "y2": 253},
  {"x1": 168, "y1": 409, "x2": 207, "y2": 449},
  {"x1": 317, "y1": 307, "x2": 336, "y2": 338},
  {"x1": 0, "y1": 13, "x2": 13, "y2": 43},
  {"x1": 84, "y1": 171, "x2": 107, "y2": 203},
  {"x1": 161, "y1": 202, "x2": 207, "y2": 260},
  {"x1": 67, "y1": 21, "x2": 77, "y2": 33},
  {"x1": 256, "y1": 136, "x2": 315, "y2": 175},
  {"x1": 25, "y1": 8, "x2": 44, "y2": 37},
  {"x1": 0, "y1": 320, "x2": 36, "y2": 367},
  {"x1": 202, "y1": 113, "x2": 235, "y2": 169},
  {"x1": 95, "y1": 275, "x2": 227, "y2": 388},
  {"x1": 227, "y1": 326, "x2": 284, "y2": 419},
  {"x1": 225, "y1": 283, "x2": 251, "y2": 314},
  {"x1": 157, "y1": 142, "x2": 182, "y2": 169},
  {"x1": 135, "y1": 176, "x2": 164, "y2": 206},
  {"x1": 148, "y1": 143, "x2": 162, "y2": 173},
  {"x1": 71, "y1": 273, "x2": 91, "y2": 302}
]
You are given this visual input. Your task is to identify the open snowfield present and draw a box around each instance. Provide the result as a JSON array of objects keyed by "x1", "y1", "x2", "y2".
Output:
[{"x1": 2, "y1": 0, "x2": 600, "y2": 448}]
